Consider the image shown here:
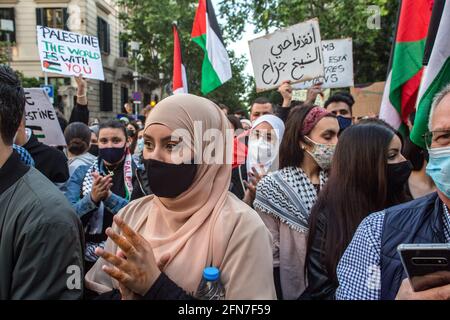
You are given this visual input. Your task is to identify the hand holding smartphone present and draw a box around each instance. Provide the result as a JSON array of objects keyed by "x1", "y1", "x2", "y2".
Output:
[{"x1": 398, "y1": 243, "x2": 450, "y2": 292}]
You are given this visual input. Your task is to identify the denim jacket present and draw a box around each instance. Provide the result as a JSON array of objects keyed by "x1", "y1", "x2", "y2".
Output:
[{"x1": 64, "y1": 164, "x2": 129, "y2": 218}]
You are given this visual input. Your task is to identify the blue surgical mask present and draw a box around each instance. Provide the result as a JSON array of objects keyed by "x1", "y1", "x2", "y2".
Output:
[
  {"x1": 337, "y1": 116, "x2": 352, "y2": 132},
  {"x1": 426, "y1": 146, "x2": 450, "y2": 197},
  {"x1": 135, "y1": 137, "x2": 144, "y2": 155}
]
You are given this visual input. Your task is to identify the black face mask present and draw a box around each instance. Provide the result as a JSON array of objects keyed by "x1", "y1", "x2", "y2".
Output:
[
  {"x1": 143, "y1": 158, "x2": 197, "y2": 198},
  {"x1": 89, "y1": 144, "x2": 99, "y2": 157},
  {"x1": 387, "y1": 160, "x2": 413, "y2": 194},
  {"x1": 99, "y1": 146, "x2": 126, "y2": 164}
]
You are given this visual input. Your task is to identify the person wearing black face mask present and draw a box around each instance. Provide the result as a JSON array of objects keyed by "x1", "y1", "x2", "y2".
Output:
[
  {"x1": 89, "y1": 124, "x2": 100, "y2": 157},
  {"x1": 302, "y1": 119, "x2": 412, "y2": 300},
  {"x1": 85, "y1": 94, "x2": 276, "y2": 300},
  {"x1": 324, "y1": 92, "x2": 354, "y2": 134},
  {"x1": 64, "y1": 120, "x2": 140, "y2": 273}
]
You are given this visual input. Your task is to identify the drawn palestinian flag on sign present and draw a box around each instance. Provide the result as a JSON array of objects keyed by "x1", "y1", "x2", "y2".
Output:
[
  {"x1": 27, "y1": 125, "x2": 46, "y2": 139},
  {"x1": 43, "y1": 60, "x2": 62, "y2": 72}
]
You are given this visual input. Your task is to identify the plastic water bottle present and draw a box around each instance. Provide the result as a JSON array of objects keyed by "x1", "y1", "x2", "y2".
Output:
[{"x1": 195, "y1": 267, "x2": 225, "y2": 300}]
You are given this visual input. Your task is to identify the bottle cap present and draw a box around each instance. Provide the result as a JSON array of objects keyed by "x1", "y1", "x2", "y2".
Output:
[{"x1": 203, "y1": 267, "x2": 220, "y2": 281}]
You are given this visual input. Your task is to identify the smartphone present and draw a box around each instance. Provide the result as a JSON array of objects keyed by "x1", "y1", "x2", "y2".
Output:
[{"x1": 397, "y1": 243, "x2": 450, "y2": 292}]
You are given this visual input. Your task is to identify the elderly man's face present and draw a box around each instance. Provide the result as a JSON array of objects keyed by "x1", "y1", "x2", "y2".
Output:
[{"x1": 430, "y1": 94, "x2": 450, "y2": 149}]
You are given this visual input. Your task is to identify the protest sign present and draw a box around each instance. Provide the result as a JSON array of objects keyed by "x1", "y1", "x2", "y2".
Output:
[
  {"x1": 249, "y1": 19, "x2": 324, "y2": 92},
  {"x1": 293, "y1": 38, "x2": 354, "y2": 89},
  {"x1": 24, "y1": 88, "x2": 66, "y2": 146},
  {"x1": 350, "y1": 82, "x2": 385, "y2": 118},
  {"x1": 292, "y1": 88, "x2": 331, "y2": 107},
  {"x1": 36, "y1": 25, "x2": 104, "y2": 80}
]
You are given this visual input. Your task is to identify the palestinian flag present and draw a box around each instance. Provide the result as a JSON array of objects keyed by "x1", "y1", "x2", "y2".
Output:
[
  {"x1": 380, "y1": 0, "x2": 434, "y2": 134},
  {"x1": 191, "y1": 0, "x2": 232, "y2": 95},
  {"x1": 411, "y1": 0, "x2": 450, "y2": 148},
  {"x1": 172, "y1": 24, "x2": 188, "y2": 94},
  {"x1": 27, "y1": 125, "x2": 45, "y2": 140},
  {"x1": 43, "y1": 60, "x2": 62, "y2": 72}
]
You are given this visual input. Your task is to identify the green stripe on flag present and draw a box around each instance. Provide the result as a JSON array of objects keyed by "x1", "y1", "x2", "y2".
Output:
[
  {"x1": 389, "y1": 39, "x2": 427, "y2": 114},
  {"x1": 192, "y1": 35, "x2": 222, "y2": 95},
  {"x1": 411, "y1": 58, "x2": 450, "y2": 148}
]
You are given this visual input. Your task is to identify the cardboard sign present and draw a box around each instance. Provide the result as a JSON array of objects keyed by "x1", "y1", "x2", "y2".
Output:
[
  {"x1": 24, "y1": 88, "x2": 66, "y2": 146},
  {"x1": 37, "y1": 25, "x2": 104, "y2": 80},
  {"x1": 293, "y1": 38, "x2": 354, "y2": 89},
  {"x1": 350, "y1": 82, "x2": 386, "y2": 118},
  {"x1": 249, "y1": 19, "x2": 324, "y2": 92}
]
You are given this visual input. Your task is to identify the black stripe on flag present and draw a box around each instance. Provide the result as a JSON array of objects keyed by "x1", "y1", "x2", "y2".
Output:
[
  {"x1": 423, "y1": 0, "x2": 446, "y2": 66},
  {"x1": 206, "y1": 0, "x2": 226, "y2": 46}
]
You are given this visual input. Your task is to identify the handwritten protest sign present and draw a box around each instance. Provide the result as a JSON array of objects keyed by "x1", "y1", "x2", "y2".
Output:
[
  {"x1": 248, "y1": 19, "x2": 324, "y2": 92},
  {"x1": 24, "y1": 88, "x2": 66, "y2": 146},
  {"x1": 36, "y1": 25, "x2": 104, "y2": 80},
  {"x1": 294, "y1": 38, "x2": 354, "y2": 89}
]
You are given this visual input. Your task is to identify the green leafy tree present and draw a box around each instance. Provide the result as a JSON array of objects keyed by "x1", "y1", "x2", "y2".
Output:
[
  {"x1": 117, "y1": 0, "x2": 249, "y2": 112},
  {"x1": 0, "y1": 42, "x2": 10, "y2": 65}
]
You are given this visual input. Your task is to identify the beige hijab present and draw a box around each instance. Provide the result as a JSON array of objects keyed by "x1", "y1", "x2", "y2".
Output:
[{"x1": 85, "y1": 94, "x2": 276, "y2": 299}]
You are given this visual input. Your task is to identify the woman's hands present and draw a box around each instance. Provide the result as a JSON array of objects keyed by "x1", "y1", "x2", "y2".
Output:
[{"x1": 95, "y1": 215, "x2": 170, "y2": 298}]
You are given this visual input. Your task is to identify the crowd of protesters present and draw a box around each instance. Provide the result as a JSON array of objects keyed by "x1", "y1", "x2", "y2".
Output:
[{"x1": 2, "y1": 63, "x2": 450, "y2": 300}]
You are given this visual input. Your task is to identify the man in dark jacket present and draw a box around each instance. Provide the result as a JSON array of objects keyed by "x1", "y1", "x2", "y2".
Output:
[
  {"x1": 336, "y1": 84, "x2": 450, "y2": 300},
  {"x1": 0, "y1": 65, "x2": 84, "y2": 299}
]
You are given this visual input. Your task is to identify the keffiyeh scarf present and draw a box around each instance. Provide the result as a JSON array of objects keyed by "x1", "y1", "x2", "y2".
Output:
[
  {"x1": 254, "y1": 166, "x2": 327, "y2": 233},
  {"x1": 81, "y1": 149, "x2": 133, "y2": 261}
]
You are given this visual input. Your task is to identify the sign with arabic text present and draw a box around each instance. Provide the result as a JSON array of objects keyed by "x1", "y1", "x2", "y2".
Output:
[
  {"x1": 248, "y1": 19, "x2": 324, "y2": 92},
  {"x1": 293, "y1": 38, "x2": 354, "y2": 89}
]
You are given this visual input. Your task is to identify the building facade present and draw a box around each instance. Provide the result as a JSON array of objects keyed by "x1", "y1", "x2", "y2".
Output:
[{"x1": 0, "y1": 0, "x2": 156, "y2": 122}]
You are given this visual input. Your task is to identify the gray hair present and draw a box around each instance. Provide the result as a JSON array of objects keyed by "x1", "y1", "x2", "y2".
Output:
[{"x1": 428, "y1": 83, "x2": 450, "y2": 131}]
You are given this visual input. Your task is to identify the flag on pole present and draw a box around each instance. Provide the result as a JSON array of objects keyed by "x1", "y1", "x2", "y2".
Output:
[
  {"x1": 411, "y1": 0, "x2": 450, "y2": 148},
  {"x1": 191, "y1": 0, "x2": 232, "y2": 95},
  {"x1": 172, "y1": 24, "x2": 188, "y2": 94},
  {"x1": 380, "y1": 0, "x2": 434, "y2": 134}
]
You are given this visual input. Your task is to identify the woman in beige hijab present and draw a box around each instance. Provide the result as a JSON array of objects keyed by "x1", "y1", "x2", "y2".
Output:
[{"x1": 85, "y1": 93, "x2": 276, "y2": 300}]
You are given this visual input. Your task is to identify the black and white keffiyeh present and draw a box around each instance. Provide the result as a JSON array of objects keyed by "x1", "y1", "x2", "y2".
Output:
[
  {"x1": 254, "y1": 166, "x2": 327, "y2": 233},
  {"x1": 81, "y1": 151, "x2": 133, "y2": 262}
]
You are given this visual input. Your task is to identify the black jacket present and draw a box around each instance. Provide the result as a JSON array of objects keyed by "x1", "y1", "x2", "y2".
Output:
[
  {"x1": 69, "y1": 102, "x2": 89, "y2": 125},
  {"x1": 91, "y1": 273, "x2": 195, "y2": 300},
  {"x1": 301, "y1": 209, "x2": 337, "y2": 300},
  {"x1": 23, "y1": 134, "x2": 69, "y2": 184}
]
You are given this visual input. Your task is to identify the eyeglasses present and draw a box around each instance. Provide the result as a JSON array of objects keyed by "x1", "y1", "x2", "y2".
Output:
[{"x1": 423, "y1": 130, "x2": 450, "y2": 149}]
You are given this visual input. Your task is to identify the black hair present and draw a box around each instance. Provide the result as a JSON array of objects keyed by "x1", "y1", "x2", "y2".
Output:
[
  {"x1": 99, "y1": 120, "x2": 128, "y2": 139},
  {"x1": 306, "y1": 119, "x2": 410, "y2": 284},
  {"x1": 279, "y1": 105, "x2": 336, "y2": 169},
  {"x1": 227, "y1": 115, "x2": 243, "y2": 131},
  {"x1": 64, "y1": 122, "x2": 91, "y2": 156},
  {"x1": 252, "y1": 97, "x2": 272, "y2": 106},
  {"x1": 219, "y1": 103, "x2": 230, "y2": 113},
  {"x1": 0, "y1": 65, "x2": 26, "y2": 145},
  {"x1": 290, "y1": 100, "x2": 304, "y2": 108},
  {"x1": 324, "y1": 92, "x2": 355, "y2": 112},
  {"x1": 403, "y1": 111, "x2": 428, "y2": 170}
]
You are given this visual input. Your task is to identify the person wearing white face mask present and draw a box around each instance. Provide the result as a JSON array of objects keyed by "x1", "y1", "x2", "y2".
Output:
[
  {"x1": 254, "y1": 105, "x2": 339, "y2": 300},
  {"x1": 247, "y1": 115, "x2": 285, "y2": 175},
  {"x1": 239, "y1": 115, "x2": 285, "y2": 207},
  {"x1": 335, "y1": 84, "x2": 450, "y2": 300}
]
